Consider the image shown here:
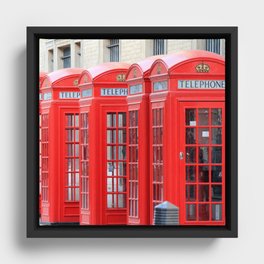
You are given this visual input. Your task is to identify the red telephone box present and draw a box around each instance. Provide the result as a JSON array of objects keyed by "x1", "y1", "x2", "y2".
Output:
[
  {"x1": 149, "y1": 50, "x2": 225, "y2": 225},
  {"x1": 126, "y1": 56, "x2": 162, "y2": 225},
  {"x1": 40, "y1": 68, "x2": 83, "y2": 224},
  {"x1": 78, "y1": 62, "x2": 130, "y2": 225}
]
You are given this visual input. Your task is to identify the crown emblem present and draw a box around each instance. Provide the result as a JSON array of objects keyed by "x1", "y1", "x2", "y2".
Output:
[
  {"x1": 73, "y1": 79, "x2": 79, "y2": 86},
  {"x1": 157, "y1": 64, "x2": 162, "y2": 74},
  {"x1": 133, "y1": 68, "x2": 137, "y2": 78},
  {"x1": 116, "y1": 74, "x2": 126, "y2": 82},
  {"x1": 196, "y1": 63, "x2": 210, "y2": 73}
]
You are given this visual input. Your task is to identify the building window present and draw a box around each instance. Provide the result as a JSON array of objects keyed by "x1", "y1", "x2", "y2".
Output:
[
  {"x1": 61, "y1": 46, "x2": 71, "y2": 68},
  {"x1": 75, "y1": 42, "x2": 81, "y2": 67},
  {"x1": 128, "y1": 110, "x2": 139, "y2": 218},
  {"x1": 65, "y1": 114, "x2": 79, "y2": 201},
  {"x1": 153, "y1": 39, "x2": 166, "y2": 55},
  {"x1": 206, "y1": 39, "x2": 221, "y2": 54},
  {"x1": 107, "y1": 39, "x2": 119, "y2": 62},
  {"x1": 48, "y1": 49, "x2": 54, "y2": 72},
  {"x1": 152, "y1": 108, "x2": 164, "y2": 210}
]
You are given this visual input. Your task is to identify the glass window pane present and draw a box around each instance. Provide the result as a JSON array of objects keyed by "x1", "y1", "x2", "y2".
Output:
[
  {"x1": 186, "y1": 128, "x2": 196, "y2": 144},
  {"x1": 186, "y1": 204, "x2": 196, "y2": 221},
  {"x1": 212, "y1": 128, "x2": 222, "y2": 144},
  {"x1": 75, "y1": 158, "x2": 79, "y2": 171},
  {"x1": 67, "y1": 129, "x2": 74, "y2": 141},
  {"x1": 199, "y1": 166, "x2": 209, "y2": 182},
  {"x1": 118, "y1": 113, "x2": 126, "y2": 127},
  {"x1": 75, "y1": 115, "x2": 79, "y2": 127},
  {"x1": 199, "y1": 185, "x2": 209, "y2": 201},
  {"x1": 118, "y1": 194, "x2": 126, "y2": 208},
  {"x1": 199, "y1": 204, "x2": 209, "y2": 221},
  {"x1": 198, "y1": 109, "x2": 209, "y2": 125},
  {"x1": 107, "y1": 162, "x2": 117, "y2": 176},
  {"x1": 212, "y1": 204, "x2": 222, "y2": 221},
  {"x1": 118, "y1": 129, "x2": 126, "y2": 143},
  {"x1": 75, "y1": 173, "x2": 79, "y2": 186},
  {"x1": 212, "y1": 185, "x2": 222, "y2": 201},
  {"x1": 186, "y1": 147, "x2": 196, "y2": 163},
  {"x1": 107, "y1": 130, "x2": 116, "y2": 143},
  {"x1": 186, "y1": 109, "x2": 196, "y2": 126},
  {"x1": 75, "y1": 144, "x2": 79, "y2": 156},
  {"x1": 75, "y1": 188, "x2": 79, "y2": 201},
  {"x1": 118, "y1": 146, "x2": 126, "y2": 160},
  {"x1": 186, "y1": 166, "x2": 196, "y2": 182},
  {"x1": 75, "y1": 130, "x2": 79, "y2": 142},
  {"x1": 67, "y1": 144, "x2": 74, "y2": 156},
  {"x1": 198, "y1": 128, "x2": 209, "y2": 144},
  {"x1": 212, "y1": 147, "x2": 222, "y2": 163},
  {"x1": 107, "y1": 146, "x2": 116, "y2": 160},
  {"x1": 186, "y1": 185, "x2": 196, "y2": 201},
  {"x1": 107, "y1": 178, "x2": 113, "y2": 192},
  {"x1": 118, "y1": 162, "x2": 126, "y2": 176},
  {"x1": 118, "y1": 178, "x2": 126, "y2": 192},
  {"x1": 211, "y1": 166, "x2": 222, "y2": 182},
  {"x1": 199, "y1": 147, "x2": 209, "y2": 163},
  {"x1": 107, "y1": 113, "x2": 116, "y2": 127},
  {"x1": 107, "y1": 194, "x2": 113, "y2": 208},
  {"x1": 212, "y1": 108, "x2": 222, "y2": 125}
]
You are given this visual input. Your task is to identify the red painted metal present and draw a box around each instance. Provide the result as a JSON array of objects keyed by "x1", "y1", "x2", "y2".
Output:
[
  {"x1": 39, "y1": 68, "x2": 83, "y2": 224},
  {"x1": 148, "y1": 50, "x2": 225, "y2": 225},
  {"x1": 78, "y1": 62, "x2": 130, "y2": 225}
]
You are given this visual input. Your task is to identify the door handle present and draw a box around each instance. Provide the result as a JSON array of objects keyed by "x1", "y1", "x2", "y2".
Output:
[{"x1": 179, "y1": 152, "x2": 184, "y2": 160}]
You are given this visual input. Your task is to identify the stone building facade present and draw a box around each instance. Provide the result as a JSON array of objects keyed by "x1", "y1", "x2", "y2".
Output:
[{"x1": 39, "y1": 39, "x2": 225, "y2": 73}]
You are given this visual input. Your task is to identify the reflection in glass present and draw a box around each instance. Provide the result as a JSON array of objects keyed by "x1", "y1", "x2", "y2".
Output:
[
  {"x1": 107, "y1": 130, "x2": 116, "y2": 143},
  {"x1": 199, "y1": 185, "x2": 209, "y2": 201},
  {"x1": 186, "y1": 109, "x2": 196, "y2": 126},
  {"x1": 198, "y1": 166, "x2": 209, "y2": 182},
  {"x1": 118, "y1": 162, "x2": 126, "y2": 176},
  {"x1": 212, "y1": 204, "x2": 222, "y2": 221},
  {"x1": 107, "y1": 162, "x2": 117, "y2": 176},
  {"x1": 211, "y1": 166, "x2": 222, "y2": 182},
  {"x1": 118, "y1": 178, "x2": 126, "y2": 192},
  {"x1": 186, "y1": 128, "x2": 196, "y2": 144},
  {"x1": 198, "y1": 109, "x2": 209, "y2": 125},
  {"x1": 212, "y1": 147, "x2": 222, "y2": 163},
  {"x1": 107, "y1": 194, "x2": 117, "y2": 208},
  {"x1": 199, "y1": 147, "x2": 209, "y2": 163},
  {"x1": 212, "y1": 185, "x2": 222, "y2": 201},
  {"x1": 198, "y1": 128, "x2": 209, "y2": 144},
  {"x1": 107, "y1": 113, "x2": 116, "y2": 127},
  {"x1": 212, "y1": 128, "x2": 222, "y2": 144},
  {"x1": 75, "y1": 130, "x2": 79, "y2": 142},
  {"x1": 118, "y1": 113, "x2": 126, "y2": 127},
  {"x1": 118, "y1": 146, "x2": 126, "y2": 160},
  {"x1": 75, "y1": 144, "x2": 79, "y2": 156},
  {"x1": 75, "y1": 115, "x2": 79, "y2": 127},
  {"x1": 186, "y1": 147, "x2": 196, "y2": 163},
  {"x1": 118, "y1": 129, "x2": 126, "y2": 143},
  {"x1": 186, "y1": 204, "x2": 196, "y2": 221},
  {"x1": 107, "y1": 146, "x2": 116, "y2": 160},
  {"x1": 212, "y1": 108, "x2": 222, "y2": 125},
  {"x1": 118, "y1": 194, "x2": 126, "y2": 208},
  {"x1": 186, "y1": 166, "x2": 196, "y2": 182},
  {"x1": 186, "y1": 185, "x2": 196, "y2": 201},
  {"x1": 199, "y1": 204, "x2": 209, "y2": 221}
]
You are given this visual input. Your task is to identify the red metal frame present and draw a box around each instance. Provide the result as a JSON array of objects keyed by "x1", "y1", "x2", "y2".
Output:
[
  {"x1": 39, "y1": 68, "x2": 83, "y2": 224},
  {"x1": 149, "y1": 50, "x2": 225, "y2": 225},
  {"x1": 78, "y1": 62, "x2": 130, "y2": 225}
]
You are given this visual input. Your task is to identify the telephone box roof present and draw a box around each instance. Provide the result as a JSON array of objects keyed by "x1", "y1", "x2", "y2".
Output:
[{"x1": 157, "y1": 50, "x2": 224, "y2": 71}]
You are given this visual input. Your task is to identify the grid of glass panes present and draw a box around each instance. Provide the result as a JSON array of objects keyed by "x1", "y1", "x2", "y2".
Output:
[
  {"x1": 128, "y1": 110, "x2": 139, "y2": 217},
  {"x1": 106, "y1": 113, "x2": 127, "y2": 209},
  {"x1": 41, "y1": 114, "x2": 49, "y2": 202},
  {"x1": 65, "y1": 114, "x2": 80, "y2": 201},
  {"x1": 39, "y1": 114, "x2": 42, "y2": 198},
  {"x1": 152, "y1": 108, "x2": 164, "y2": 209},
  {"x1": 185, "y1": 108, "x2": 223, "y2": 222},
  {"x1": 80, "y1": 113, "x2": 89, "y2": 209}
]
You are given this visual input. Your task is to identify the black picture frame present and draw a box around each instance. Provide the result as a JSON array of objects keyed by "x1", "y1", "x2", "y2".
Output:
[{"x1": 27, "y1": 26, "x2": 238, "y2": 238}]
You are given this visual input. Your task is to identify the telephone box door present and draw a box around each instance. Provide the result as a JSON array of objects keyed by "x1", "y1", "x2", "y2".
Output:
[
  {"x1": 104, "y1": 110, "x2": 127, "y2": 225},
  {"x1": 179, "y1": 102, "x2": 225, "y2": 225}
]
